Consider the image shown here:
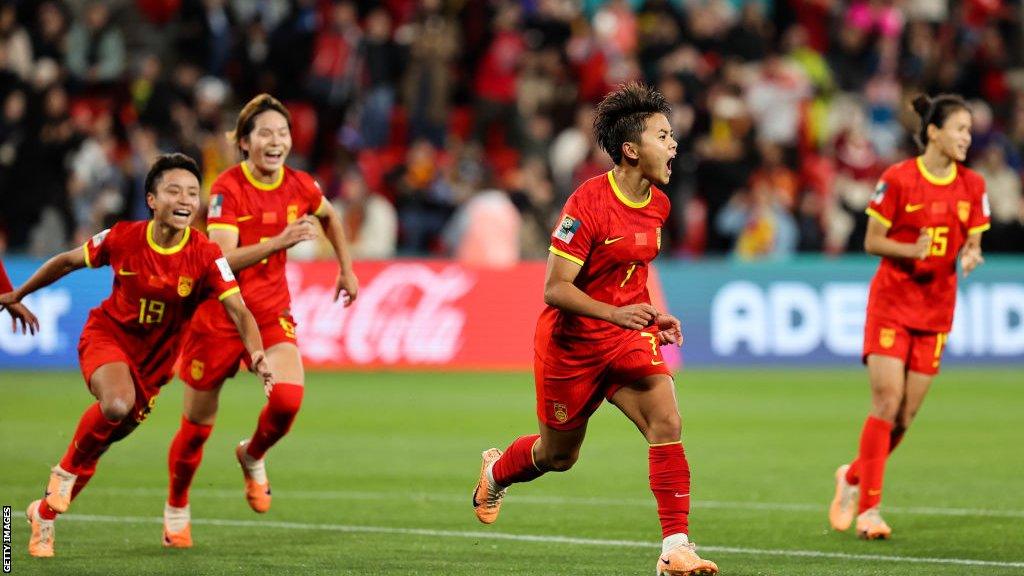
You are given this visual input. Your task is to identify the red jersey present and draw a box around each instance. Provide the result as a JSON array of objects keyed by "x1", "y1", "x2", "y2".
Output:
[
  {"x1": 865, "y1": 157, "x2": 990, "y2": 332},
  {"x1": 540, "y1": 171, "x2": 670, "y2": 355},
  {"x1": 82, "y1": 220, "x2": 239, "y2": 380},
  {"x1": 0, "y1": 258, "x2": 12, "y2": 293},
  {"x1": 201, "y1": 163, "x2": 326, "y2": 324}
]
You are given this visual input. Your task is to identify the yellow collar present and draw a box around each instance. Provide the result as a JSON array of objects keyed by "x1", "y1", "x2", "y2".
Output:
[
  {"x1": 146, "y1": 220, "x2": 190, "y2": 255},
  {"x1": 607, "y1": 171, "x2": 651, "y2": 208},
  {"x1": 241, "y1": 161, "x2": 284, "y2": 191},
  {"x1": 916, "y1": 156, "x2": 956, "y2": 186}
]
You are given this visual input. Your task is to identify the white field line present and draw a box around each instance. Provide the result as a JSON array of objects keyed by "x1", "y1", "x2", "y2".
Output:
[
  {"x1": 15, "y1": 485, "x2": 1023, "y2": 519},
  {"x1": 45, "y1": 513, "x2": 1024, "y2": 569}
]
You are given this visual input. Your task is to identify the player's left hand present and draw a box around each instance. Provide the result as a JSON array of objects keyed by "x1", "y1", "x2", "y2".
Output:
[
  {"x1": 960, "y1": 245, "x2": 985, "y2": 277},
  {"x1": 249, "y1": 350, "x2": 275, "y2": 397},
  {"x1": 655, "y1": 313, "x2": 683, "y2": 347},
  {"x1": 334, "y1": 269, "x2": 359, "y2": 307}
]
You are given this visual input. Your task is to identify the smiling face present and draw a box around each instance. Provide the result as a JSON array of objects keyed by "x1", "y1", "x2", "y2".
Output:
[
  {"x1": 929, "y1": 108, "x2": 972, "y2": 163},
  {"x1": 240, "y1": 109, "x2": 292, "y2": 175},
  {"x1": 147, "y1": 168, "x2": 200, "y2": 231},
  {"x1": 627, "y1": 113, "x2": 677, "y2": 186}
]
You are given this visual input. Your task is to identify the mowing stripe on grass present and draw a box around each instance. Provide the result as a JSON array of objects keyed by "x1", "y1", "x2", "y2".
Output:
[
  {"x1": 54, "y1": 513, "x2": 1024, "y2": 569},
  {"x1": 27, "y1": 486, "x2": 1024, "y2": 519}
]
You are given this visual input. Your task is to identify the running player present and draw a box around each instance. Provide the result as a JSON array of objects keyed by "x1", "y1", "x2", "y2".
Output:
[
  {"x1": 166, "y1": 94, "x2": 358, "y2": 547},
  {"x1": 0, "y1": 258, "x2": 38, "y2": 333},
  {"x1": 1, "y1": 153, "x2": 274, "y2": 557},
  {"x1": 829, "y1": 94, "x2": 989, "y2": 539},
  {"x1": 472, "y1": 82, "x2": 718, "y2": 576}
]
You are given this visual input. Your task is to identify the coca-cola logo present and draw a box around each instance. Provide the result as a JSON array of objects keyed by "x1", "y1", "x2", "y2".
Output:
[{"x1": 287, "y1": 262, "x2": 475, "y2": 364}]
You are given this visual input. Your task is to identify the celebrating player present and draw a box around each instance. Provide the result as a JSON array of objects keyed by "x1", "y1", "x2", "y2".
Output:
[
  {"x1": 0, "y1": 258, "x2": 38, "y2": 334},
  {"x1": 165, "y1": 94, "x2": 358, "y2": 547},
  {"x1": 472, "y1": 83, "x2": 718, "y2": 576},
  {"x1": 1, "y1": 153, "x2": 274, "y2": 558},
  {"x1": 829, "y1": 94, "x2": 989, "y2": 539}
]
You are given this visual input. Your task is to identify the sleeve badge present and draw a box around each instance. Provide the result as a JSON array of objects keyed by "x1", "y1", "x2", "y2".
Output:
[{"x1": 553, "y1": 215, "x2": 581, "y2": 243}]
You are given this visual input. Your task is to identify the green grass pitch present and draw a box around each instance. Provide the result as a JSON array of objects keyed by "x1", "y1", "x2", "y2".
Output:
[{"x1": 0, "y1": 368, "x2": 1021, "y2": 575}]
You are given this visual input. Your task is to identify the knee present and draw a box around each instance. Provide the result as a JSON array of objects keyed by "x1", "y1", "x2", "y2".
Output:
[
  {"x1": 870, "y1": 390, "x2": 902, "y2": 420},
  {"x1": 544, "y1": 451, "x2": 579, "y2": 473},
  {"x1": 100, "y1": 395, "x2": 134, "y2": 422}
]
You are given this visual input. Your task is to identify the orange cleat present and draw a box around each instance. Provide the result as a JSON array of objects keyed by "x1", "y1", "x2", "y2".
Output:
[
  {"x1": 25, "y1": 500, "x2": 55, "y2": 558},
  {"x1": 44, "y1": 466, "x2": 77, "y2": 514},
  {"x1": 235, "y1": 440, "x2": 271, "y2": 513},
  {"x1": 656, "y1": 542, "x2": 719, "y2": 576},
  {"x1": 856, "y1": 507, "x2": 892, "y2": 540},
  {"x1": 472, "y1": 448, "x2": 506, "y2": 524},
  {"x1": 829, "y1": 464, "x2": 859, "y2": 531},
  {"x1": 162, "y1": 503, "x2": 193, "y2": 548}
]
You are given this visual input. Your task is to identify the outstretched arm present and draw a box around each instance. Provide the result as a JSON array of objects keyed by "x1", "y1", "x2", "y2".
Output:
[
  {"x1": 543, "y1": 253, "x2": 658, "y2": 330},
  {"x1": 315, "y1": 200, "x2": 359, "y2": 306},
  {"x1": 220, "y1": 291, "x2": 275, "y2": 395},
  {"x1": 0, "y1": 247, "x2": 87, "y2": 307}
]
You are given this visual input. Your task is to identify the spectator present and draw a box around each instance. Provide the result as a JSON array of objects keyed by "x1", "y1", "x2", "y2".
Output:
[
  {"x1": 471, "y1": 2, "x2": 526, "y2": 148},
  {"x1": 307, "y1": 0, "x2": 361, "y2": 166},
  {"x1": 333, "y1": 169, "x2": 398, "y2": 260},
  {"x1": 0, "y1": 1, "x2": 33, "y2": 80},
  {"x1": 975, "y1": 143, "x2": 1024, "y2": 252},
  {"x1": 358, "y1": 7, "x2": 402, "y2": 148},
  {"x1": 390, "y1": 139, "x2": 455, "y2": 253},
  {"x1": 65, "y1": 1, "x2": 125, "y2": 90},
  {"x1": 400, "y1": 0, "x2": 458, "y2": 148},
  {"x1": 715, "y1": 181, "x2": 799, "y2": 261},
  {"x1": 443, "y1": 188, "x2": 521, "y2": 268}
]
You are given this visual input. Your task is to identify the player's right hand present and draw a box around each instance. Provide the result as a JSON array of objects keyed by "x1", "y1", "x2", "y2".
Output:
[
  {"x1": 610, "y1": 303, "x2": 659, "y2": 330},
  {"x1": 910, "y1": 228, "x2": 931, "y2": 260},
  {"x1": 5, "y1": 301, "x2": 39, "y2": 335},
  {"x1": 276, "y1": 216, "x2": 319, "y2": 249},
  {"x1": 249, "y1": 350, "x2": 275, "y2": 397}
]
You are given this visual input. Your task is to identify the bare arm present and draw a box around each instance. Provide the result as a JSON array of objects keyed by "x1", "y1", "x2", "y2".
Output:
[
  {"x1": 0, "y1": 247, "x2": 87, "y2": 305},
  {"x1": 864, "y1": 217, "x2": 930, "y2": 260},
  {"x1": 543, "y1": 253, "x2": 657, "y2": 330},
  {"x1": 220, "y1": 291, "x2": 275, "y2": 393},
  {"x1": 315, "y1": 199, "x2": 359, "y2": 305},
  {"x1": 209, "y1": 218, "x2": 319, "y2": 272}
]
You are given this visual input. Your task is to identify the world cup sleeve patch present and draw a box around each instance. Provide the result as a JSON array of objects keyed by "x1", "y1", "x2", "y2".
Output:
[
  {"x1": 209, "y1": 194, "x2": 223, "y2": 218},
  {"x1": 871, "y1": 181, "x2": 887, "y2": 204},
  {"x1": 215, "y1": 257, "x2": 235, "y2": 282},
  {"x1": 553, "y1": 215, "x2": 581, "y2": 243},
  {"x1": 91, "y1": 228, "x2": 110, "y2": 247}
]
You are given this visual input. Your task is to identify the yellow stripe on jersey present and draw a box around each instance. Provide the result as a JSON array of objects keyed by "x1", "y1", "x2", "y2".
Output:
[
  {"x1": 865, "y1": 207, "x2": 892, "y2": 228},
  {"x1": 549, "y1": 246, "x2": 584, "y2": 266},
  {"x1": 82, "y1": 243, "x2": 93, "y2": 268},
  {"x1": 207, "y1": 223, "x2": 240, "y2": 233},
  {"x1": 241, "y1": 161, "x2": 284, "y2": 191},
  {"x1": 314, "y1": 197, "x2": 329, "y2": 217},
  {"x1": 916, "y1": 156, "x2": 957, "y2": 186},
  {"x1": 217, "y1": 286, "x2": 241, "y2": 301},
  {"x1": 968, "y1": 223, "x2": 991, "y2": 235}
]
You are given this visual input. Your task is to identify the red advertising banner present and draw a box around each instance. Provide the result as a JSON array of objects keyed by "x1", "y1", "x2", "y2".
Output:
[{"x1": 287, "y1": 260, "x2": 678, "y2": 370}]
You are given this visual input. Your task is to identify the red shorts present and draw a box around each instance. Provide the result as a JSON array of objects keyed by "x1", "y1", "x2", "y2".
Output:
[
  {"x1": 78, "y1": 322, "x2": 168, "y2": 424},
  {"x1": 534, "y1": 330, "x2": 673, "y2": 431},
  {"x1": 178, "y1": 312, "x2": 297, "y2": 390},
  {"x1": 862, "y1": 315, "x2": 948, "y2": 375}
]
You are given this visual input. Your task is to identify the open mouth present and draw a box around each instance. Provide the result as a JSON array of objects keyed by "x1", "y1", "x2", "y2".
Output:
[
  {"x1": 264, "y1": 150, "x2": 284, "y2": 162},
  {"x1": 172, "y1": 209, "x2": 192, "y2": 218}
]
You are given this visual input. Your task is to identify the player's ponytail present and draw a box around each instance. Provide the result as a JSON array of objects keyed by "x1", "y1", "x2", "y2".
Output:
[{"x1": 912, "y1": 93, "x2": 970, "y2": 151}]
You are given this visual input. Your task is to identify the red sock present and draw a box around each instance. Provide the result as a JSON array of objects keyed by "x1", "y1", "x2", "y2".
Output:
[
  {"x1": 649, "y1": 442, "x2": 690, "y2": 538},
  {"x1": 853, "y1": 416, "x2": 892, "y2": 512},
  {"x1": 492, "y1": 434, "x2": 543, "y2": 486},
  {"x1": 246, "y1": 383, "x2": 303, "y2": 460},
  {"x1": 71, "y1": 468, "x2": 95, "y2": 502},
  {"x1": 37, "y1": 501, "x2": 58, "y2": 520},
  {"x1": 168, "y1": 416, "x2": 214, "y2": 507},
  {"x1": 59, "y1": 403, "x2": 121, "y2": 475},
  {"x1": 845, "y1": 427, "x2": 907, "y2": 485}
]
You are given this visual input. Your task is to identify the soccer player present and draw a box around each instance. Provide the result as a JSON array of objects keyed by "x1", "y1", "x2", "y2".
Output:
[
  {"x1": 829, "y1": 94, "x2": 989, "y2": 539},
  {"x1": 165, "y1": 94, "x2": 358, "y2": 546},
  {"x1": 0, "y1": 258, "x2": 38, "y2": 334},
  {"x1": 472, "y1": 82, "x2": 718, "y2": 576},
  {"x1": 0, "y1": 153, "x2": 274, "y2": 558}
]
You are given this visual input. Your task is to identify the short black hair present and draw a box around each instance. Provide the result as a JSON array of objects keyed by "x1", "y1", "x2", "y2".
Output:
[
  {"x1": 229, "y1": 93, "x2": 291, "y2": 159},
  {"x1": 911, "y1": 93, "x2": 971, "y2": 151},
  {"x1": 593, "y1": 82, "x2": 672, "y2": 165},
  {"x1": 145, "y1": 153, "x2": 201, "y2": 195}
]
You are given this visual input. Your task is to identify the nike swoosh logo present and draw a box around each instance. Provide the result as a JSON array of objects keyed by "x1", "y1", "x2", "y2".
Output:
[
  {"x1": 237, "y1": 215, "x2": 255, "y2": 222},
  {"x1": 674, "y1": 492, "x2": 689, "y2": 498},
  {"x1": 652, "y1": 360, "x2": 665, "y2": 366},
  {"x1": 117, "y1": 268, "x2": 137, "y2": 276},
  {"x1": 661, "y1": 558, "x2": 671, "y2": 565},
  {"x1": 905, "y1": 203, "x2": 924, "y2": 212},
  {"x1": 868, "y1": 489, "x2": 882, "y2": 496},
  {"x1": 45, "y1": 491, "x2": 52, "y2": 496},
  {"x1": 604, "y1": 236, "x2": 624, "y2": 244}
]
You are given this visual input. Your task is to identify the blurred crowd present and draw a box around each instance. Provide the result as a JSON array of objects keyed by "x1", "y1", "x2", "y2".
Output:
[{"x1": 1, "y1": 0, "x2": 1023, "y2": 263}]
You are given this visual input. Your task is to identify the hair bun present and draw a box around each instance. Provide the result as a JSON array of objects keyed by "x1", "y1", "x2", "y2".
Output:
[{"x1": 912, "y1": 95, "x2": 932, "y2": 117}]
